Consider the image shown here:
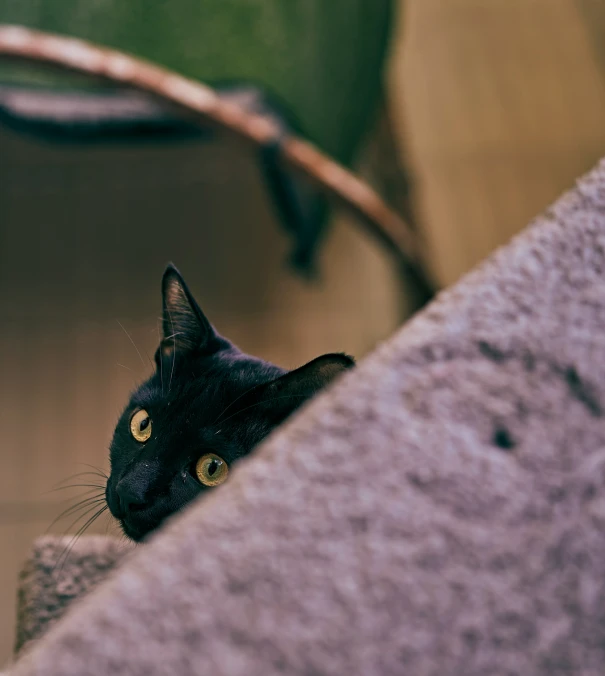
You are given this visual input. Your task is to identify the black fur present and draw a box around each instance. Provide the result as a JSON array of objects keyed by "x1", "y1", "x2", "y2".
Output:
[{"x1": 105, "y1": 264, "x2": 354, "y2": 541}]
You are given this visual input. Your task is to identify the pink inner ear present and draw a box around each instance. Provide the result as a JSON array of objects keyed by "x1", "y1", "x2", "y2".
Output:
[
  {"x1": 162, "y1": 276, "x2": 200, "y2": 352},
  {"x1": 161, "y1": 342, "x2": 175, "y2": 357},
  {"x1": 165, "y1": 279, "x2": 188, "y2": 313},
  {"x1": 316, "y1": 362, "x2": 345, "y2": 381}
]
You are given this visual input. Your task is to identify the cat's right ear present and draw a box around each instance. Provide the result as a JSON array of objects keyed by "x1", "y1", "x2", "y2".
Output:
[
  {"x1": 248, "y1": 353, "x2": 355, "y2": 424},
  {"x1": 155, "y1": 264, "x2": 221, "y2": 364}
]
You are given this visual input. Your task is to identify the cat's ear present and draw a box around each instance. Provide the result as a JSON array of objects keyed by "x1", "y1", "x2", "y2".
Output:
[
  {"x1": 255, "y1": 353, "x2": 355, "y2": 422},
  {"x1": 157, "y1": 264, "x2": 219, "y2": 361}
]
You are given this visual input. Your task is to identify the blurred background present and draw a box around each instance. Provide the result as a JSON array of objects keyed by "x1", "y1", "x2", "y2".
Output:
[{"x1": 1, "y1": 0, "x2": 605, "y2": 663}]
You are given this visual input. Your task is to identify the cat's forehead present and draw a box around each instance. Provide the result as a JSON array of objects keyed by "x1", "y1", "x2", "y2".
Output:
[
  {"x1": 129, "y1": 377, "x2": 220, "y2": 412},
  {"x1": 128, "y1": 359, "x2": 279, "y2": 415}
]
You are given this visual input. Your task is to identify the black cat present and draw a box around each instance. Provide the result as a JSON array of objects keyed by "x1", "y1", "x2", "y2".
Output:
[{"x1": 105, "y1": 264, "x2": 354, "y2": 541}]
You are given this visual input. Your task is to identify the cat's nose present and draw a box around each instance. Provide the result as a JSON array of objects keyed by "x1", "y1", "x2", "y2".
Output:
[{"x1": 116, "y1": 479, "x2": 148, "y2": 513}]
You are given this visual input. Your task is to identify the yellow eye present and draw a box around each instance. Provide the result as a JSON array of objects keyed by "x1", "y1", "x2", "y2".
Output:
[
  {"x1": 130, "y1": 409, "x2": 152, "y2": 443},
  {"x1": 195, "y1": 453, "x2": 229, "y2": 487}
]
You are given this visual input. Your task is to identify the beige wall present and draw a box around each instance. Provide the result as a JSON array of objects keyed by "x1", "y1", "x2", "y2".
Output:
[{"x1": 389, "y1": 0, "x2": 605, "y2": 285}]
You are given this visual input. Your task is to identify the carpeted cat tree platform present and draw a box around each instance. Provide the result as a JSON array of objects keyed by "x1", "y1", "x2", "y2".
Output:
[{"x1": 7, "y1": 159, "x2": 605, "y2": 675}]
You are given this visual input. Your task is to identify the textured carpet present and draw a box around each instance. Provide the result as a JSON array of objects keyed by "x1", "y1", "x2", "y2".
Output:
[
  {"x1": 8, "y1": 159, "x2": 605, "y2": 674},
  {"x1": 14, "y1": 537, "x2": 131, "y2": 657}
]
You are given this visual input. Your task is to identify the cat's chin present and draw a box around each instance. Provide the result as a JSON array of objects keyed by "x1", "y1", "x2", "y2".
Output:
[{"x1": 121, "y1": 518, "x2": 159, "y2": 542}]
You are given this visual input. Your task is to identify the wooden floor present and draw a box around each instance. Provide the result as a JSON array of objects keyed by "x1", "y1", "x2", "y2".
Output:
[{"x1": 2, "y1": 0, "x2": 605, "y2": 664}]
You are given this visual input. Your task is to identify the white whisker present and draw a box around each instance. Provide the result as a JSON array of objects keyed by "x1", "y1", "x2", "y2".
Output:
[{"x1": 116, "y1": 320, "x2": 146, "y2": 368}]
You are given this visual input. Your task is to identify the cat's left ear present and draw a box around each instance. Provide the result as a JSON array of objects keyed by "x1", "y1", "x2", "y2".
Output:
[
  {"x1": 157, "y1": 264, "x2": 221, "y2": 361},
  {"x1": 255, "y1": 353, "x2": 355, "y2": 422}
]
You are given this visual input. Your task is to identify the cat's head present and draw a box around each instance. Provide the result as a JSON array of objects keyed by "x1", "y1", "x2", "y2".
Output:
[{"x1": 105, "y1": 264, "x2": 354, "y2": 541}]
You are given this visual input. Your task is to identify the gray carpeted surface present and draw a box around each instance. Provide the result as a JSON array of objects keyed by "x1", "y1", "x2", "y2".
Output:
[
  {"x1": 14, "y1": 537, "x2": 131, "y2": 657},
  {"x1": 8, "y1": 159, "x2": 605, "y2": 674}
]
